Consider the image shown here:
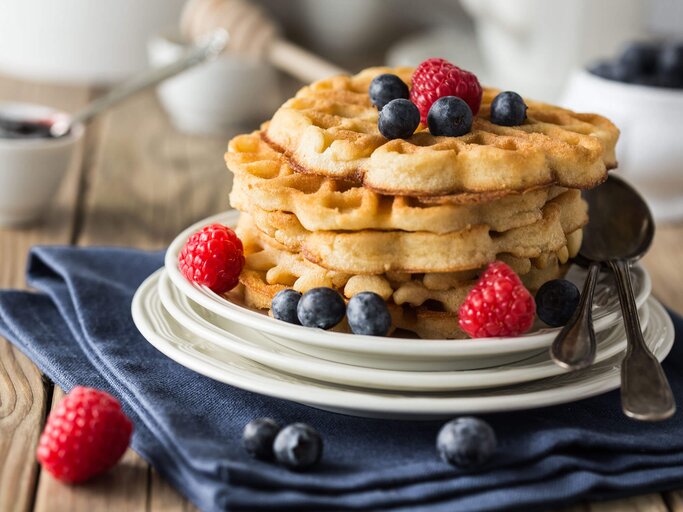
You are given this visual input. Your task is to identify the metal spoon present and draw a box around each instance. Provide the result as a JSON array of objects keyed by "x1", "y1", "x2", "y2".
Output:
[
  {"x1": 0, "y1": 29, "x2": 228, "y2": 139},
  {"x1": 558, "y1": 175, "x2": 675, "y2": 420}
]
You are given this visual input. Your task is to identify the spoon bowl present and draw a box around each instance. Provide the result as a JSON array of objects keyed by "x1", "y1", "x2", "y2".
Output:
[
  {"x1": 581, "y1": 176, "x2": 655, "y2": 262},
  {"x1": 582, "y1": 175, "x2": 674, "y2": 421}
]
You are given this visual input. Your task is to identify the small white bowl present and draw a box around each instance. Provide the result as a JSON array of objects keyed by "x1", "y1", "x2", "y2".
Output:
[
  {"x1": 147, "y1": 31, "x2": 281, "y2": 135},
  {"x1": 561, "y1": 69, "x2": 683, "y2": 222},
  {"x1": 0, "y1": 103, "x2": 83, "y2": 227}
]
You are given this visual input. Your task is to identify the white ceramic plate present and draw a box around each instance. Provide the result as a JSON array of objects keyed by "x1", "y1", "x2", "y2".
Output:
[
  {"x1": 164, "y1": 211, "x2": 652, "y2": 371},
  {"x1": 157, "y1": 269, "x2": 650, "y2": 392},
  {"x1": 133, "y1": 270, "x2": 674, "y2": 419}
]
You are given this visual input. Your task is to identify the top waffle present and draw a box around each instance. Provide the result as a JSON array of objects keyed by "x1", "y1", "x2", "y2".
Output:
[{"x1": 264, "y1": 67, "x2": 619, "y2": 196}]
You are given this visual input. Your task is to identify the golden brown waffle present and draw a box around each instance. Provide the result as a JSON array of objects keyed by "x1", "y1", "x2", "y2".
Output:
[
  {"x1": 264, "y1": 66, "x2": 619, "y2": 196},
  {"x1": 227, "y1": 131, "x2": 569, "y2": 234},
  {"x1": 238, "y1": 189, "x2": 587, "y2": 274},
  {"x1": 235, "y1": 221, "x2": 580, "y2": 339}
]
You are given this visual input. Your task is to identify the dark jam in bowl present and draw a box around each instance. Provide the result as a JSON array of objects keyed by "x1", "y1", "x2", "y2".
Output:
[{"x1": 0, "y1": 117, "x2": 56, "y2": 139}]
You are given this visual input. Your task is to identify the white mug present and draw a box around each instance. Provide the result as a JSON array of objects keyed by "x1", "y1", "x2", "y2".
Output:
[{"x1": 460, "y1": 0, "x2": 648, "y2": 101}]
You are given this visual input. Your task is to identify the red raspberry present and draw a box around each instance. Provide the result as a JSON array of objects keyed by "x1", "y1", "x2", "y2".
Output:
[
  {"x1": 36, "y1": 386, "x2": 133, "y2": 483},
  {"x1": 410, "y1": 58, "x2": 483, "y2": 125},
  {"x1": 178, "y1": 223, "x2": 245, "y2": 294},
  {"x1": 458, "y1": 262, "x2": 536, "y2": 338}
]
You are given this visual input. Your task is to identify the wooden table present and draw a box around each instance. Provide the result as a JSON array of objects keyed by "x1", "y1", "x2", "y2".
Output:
[{"x1": 0, "y1": 74, "x2": 681, "y2": 512}]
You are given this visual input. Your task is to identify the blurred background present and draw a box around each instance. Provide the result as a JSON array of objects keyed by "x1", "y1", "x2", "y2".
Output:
[{"x1": 0, "y1": 0, "x2": 682, "y2": 224}]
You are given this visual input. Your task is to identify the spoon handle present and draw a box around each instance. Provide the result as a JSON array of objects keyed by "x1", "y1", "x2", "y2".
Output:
[
  {"x1": 51, "y1": 30, "x2": 229, "y2": 136},
  {"x1": 549, "y1": 261, "x2": 600, "y2": 370},
  {"x1": 608, "y1": 259, "x2": 676, "y2": 421}
]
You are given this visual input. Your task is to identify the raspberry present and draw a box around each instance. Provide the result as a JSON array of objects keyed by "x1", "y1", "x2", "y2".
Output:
[
  {"x1": 178, "y1": 223, "x2": 245, "y2": 294},
  {"x1": 458, "y1": 262, "x2": 536, "y2": 338},
  {"x1": 36, "y1": 386, "x2": 133, "y2": 483},
  {"x1": 410, "y1": 58, "x2": 482, "y2": 125}
]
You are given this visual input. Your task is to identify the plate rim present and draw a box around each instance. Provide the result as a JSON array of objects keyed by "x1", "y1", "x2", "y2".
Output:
[
  {"x1": 164, "y1": 210, "x2": 652, "y2": 358},
  {"x1": 157, "y1": 270, "x2": 651, "y2": 391},
  {"x1": 132, "y1": 269, "x2": 674, "y2": 418}
]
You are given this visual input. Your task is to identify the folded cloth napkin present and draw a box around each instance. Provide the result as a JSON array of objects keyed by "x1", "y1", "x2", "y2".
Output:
[{"x1": 1, "y1": 246, "x2": 682, "y2": 512}]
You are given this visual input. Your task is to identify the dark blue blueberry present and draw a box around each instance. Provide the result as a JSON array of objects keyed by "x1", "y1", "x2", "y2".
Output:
[
  {"x1": 242, "y1": 417, "x2": 281, "y2": 460},
  {"x1": 273, "y1": 423, "x2": 323, "y2": 470},
  {"x1": 437, "y1": 417, "x2": 497, "y2": 468},
  {"x1": 618, "y1": 41, "x2": 659, "y2": 79},
  {"x1": 657, "y1": 44, "x2": 683, "y2": 88},
  {"x1": 369, "y1": 73, "x2": 410, "y2": 110},
  {"x1": 588, "y1": 61, "x2": 630, "y2": 82},
  {"x1": 296, "y1": 287, "x2": 346, "y2": 329},
  {"x1": 271, "y1": 289, "x2": 302, "y2": 325},
  {"x1": 346, "y1": 292, "x2": 392, "y2": 336},
  {"x1": 427, "y1": 96, "x2": 473, "y2": 136},
  {"x1": 535, "y1": 279, "x2": 580, "y2": 327},
  {"x1": 490, "y1": 91, "x2": 527, "y2": 126},
  {"x1": 588, "y1": 61, "x2": 614, "y2": 80},
  {"x1": 378, "y1": 99, "x2": 420, "y2": 140}
]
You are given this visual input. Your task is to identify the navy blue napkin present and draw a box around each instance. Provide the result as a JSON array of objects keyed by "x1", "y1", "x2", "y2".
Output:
[{"x1": 0, "y1": 246, "x2": 682, "y2": 512}]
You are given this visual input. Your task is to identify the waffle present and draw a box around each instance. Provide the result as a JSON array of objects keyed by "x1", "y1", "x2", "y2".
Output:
[
  {"x1": 235, "y1": 220, "x2": 580, "y2": 339},
  {"x1": 237, "y1": 189, "x2": 587, "y2": 274},
  {"x1": 264, "y1": 66, "x2": 619, "y2": 196},
  {"x1": 227, "y1": 131, "x2": 569, "y2": 234}
]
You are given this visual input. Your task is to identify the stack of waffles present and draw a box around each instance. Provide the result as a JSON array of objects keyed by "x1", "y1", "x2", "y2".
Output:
[{"x1": 226, "y1": 67, "x2": 619, "y2": 339}]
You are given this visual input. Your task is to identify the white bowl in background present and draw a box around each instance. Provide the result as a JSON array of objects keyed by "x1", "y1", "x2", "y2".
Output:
[
  {"x1": 0, "y1": 103, "x2": 84, "y2": 227},
  {"x1": 561, "y1": 69, "x2": 683, "y2": 222},
  {"x1": 147, "y1": 31, "x2": 281, "y2": 135},
  {"x1": 0, "y1": 0, "x2": 185, "y2": 84}
]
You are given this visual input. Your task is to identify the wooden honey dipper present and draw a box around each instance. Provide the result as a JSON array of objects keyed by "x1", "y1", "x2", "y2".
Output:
[{"x1": 180, "y1": 0, "x2": 348, "y2": 83}]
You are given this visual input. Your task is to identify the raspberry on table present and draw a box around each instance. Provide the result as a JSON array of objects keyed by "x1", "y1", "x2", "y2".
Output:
[
  {"x1": 36, "y1": 386, "x2": 133, "y2": 483},
  {"x1": 458, "y1": 261, "x2": 536, "y2": 338},
  {"x1": 178, "y1": 223, "x2": 245, "y2": 294},
  {"x1": 410, "y1": 58, "x2": 482, "y2": 125}
]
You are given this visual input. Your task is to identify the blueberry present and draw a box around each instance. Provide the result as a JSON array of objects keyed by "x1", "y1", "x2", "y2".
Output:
[
  {"x1": 369, "y1": 73, "x2": 410, "y2": 110},
  {"x1": 490, "y1": 91, "x2": 527, "y2": 126},
  {"x1": 347, "y1": 292, "x2": 392, "y2": 336},
  {"x1": 242, "y1": 417, "x2": 281, "y2": 460},
  {"x1": 271, "y1": 289, "x2": 302, "y2": 325},
  {"x1": 588, "y1": 61, "x2": 614, "y2": 80},
  {"x1": 378, "y1": 99, "x2": 420, "y2": 140},
  {"x1": 535, "y1": 279, "x2": 580, "y2": 327},
  {"x1": 437, "y1": 417, "x2": 497, "y2": 468},
  {"x1": 273, "y1": 423, "x2": 323, "y2": 470},
  {"x1": 588, "y1": 61, "x2": 629, "y2": 82},
  {"x1": 427, "y1": 96, "x2": 473, "y2": 136},
  {"x1": 296, "y1": 287, "x2": 346, "y2": 329},
  {"x1": 657, "y1": 44, "x2": 683, "y2": 88},
  {"x1": 618, "y1": 41, "x2": 659, "y2": 80}
]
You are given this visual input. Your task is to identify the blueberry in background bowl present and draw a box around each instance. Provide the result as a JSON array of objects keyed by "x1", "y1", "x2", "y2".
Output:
[{"x1": 589, "y1": 40, "x2": 683, "y2": 89}]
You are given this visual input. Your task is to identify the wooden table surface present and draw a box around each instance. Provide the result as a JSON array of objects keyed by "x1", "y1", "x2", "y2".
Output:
[{"x1": 0, "y1": 74, "x2": 681, "y2": 512}]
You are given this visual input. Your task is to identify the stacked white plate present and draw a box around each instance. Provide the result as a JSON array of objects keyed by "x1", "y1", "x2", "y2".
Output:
[{"x1": 132, "y1": 211, "x2": 675, "y2": 419}]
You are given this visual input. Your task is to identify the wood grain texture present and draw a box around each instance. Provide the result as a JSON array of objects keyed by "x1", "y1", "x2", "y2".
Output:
[
  {"x1": 642, "y1": 224, "x2": 683, "y2": 313},
  {"x1": 0, "y1": 76, "x2": 90, "y2": 512},
  {"x1": 76, "y1": 91, "x2": 234, "y2": 249},
  {"x1": 586, "y1": 494, "x2": 670, "y2": 511},
  {"x1": 666, "y1": 490, "x2": 683, "y2": 511}
]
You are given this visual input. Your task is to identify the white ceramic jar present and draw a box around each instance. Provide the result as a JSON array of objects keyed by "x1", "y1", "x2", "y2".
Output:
[
  {"x1": 0, "y1": 103, "x2": 84, "y2": 226},
  {"x1": 0, "y1": 0, "x2": 185, "y2": 83},
  {"x1": 561, "y1": 69, "x2": 683, "y2": 221},
  {"x1": 148, "y1": 31, "x2": 281, "y2": 135}
]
